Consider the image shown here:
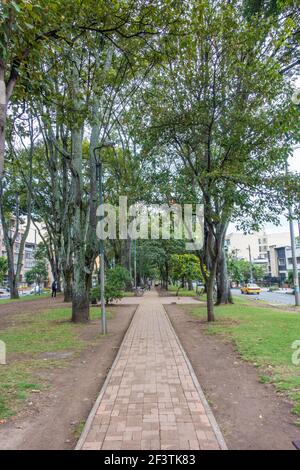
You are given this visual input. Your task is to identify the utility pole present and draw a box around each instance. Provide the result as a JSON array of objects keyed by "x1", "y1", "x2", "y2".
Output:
[
  {"x1": 248, "y1": 244, "x2": 253, "y2": 283},
  {"x1": 286, "y1": 159, "x2": 300, "y2": 306}
]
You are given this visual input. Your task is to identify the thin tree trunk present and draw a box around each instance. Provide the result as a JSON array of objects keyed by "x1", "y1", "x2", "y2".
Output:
[
  {"x1": 206, "y1": 262, "x2": 217, "y2": 322},
  {"x1": 71, "y1": 126, "x2": 90, "y2": 322},
  {"x1": 63, "y1": 267, "x2": 73, "y2": 302},
  {"x1": 6, "y1": 245, "x2": 19, "y2": 299},
  {"x1": 0, "y1": 63, "x2": 7, "y2": 178},
  {"x1": 216, "y1": 251, "x2": 233, "y2": 305}
]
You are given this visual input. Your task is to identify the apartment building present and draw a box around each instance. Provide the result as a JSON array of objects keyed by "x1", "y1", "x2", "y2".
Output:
[
  {"x1": 0, "y1": 221, "x2": 41, "y2": 284},
  {"x1": 269, "y1": 245, "x2": 300, "y2": 281},
  {"x1": 225, "y1": 230, "x2": 291, "y2": 262}
]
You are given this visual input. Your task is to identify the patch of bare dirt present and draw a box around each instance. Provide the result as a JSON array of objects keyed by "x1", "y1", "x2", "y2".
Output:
[
  {"x1": 0, "y1": 295, "x2": 67, "y2": 327},
  {"x1": 165, "y1": 303, "x2": 300, "y2": 450},
  {"x1": 0, "y1": 304, "x2": 136, "y2": 450}
]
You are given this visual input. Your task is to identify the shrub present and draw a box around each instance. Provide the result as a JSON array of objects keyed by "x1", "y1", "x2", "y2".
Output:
[{"x1": 90, "y1": 266, "x2": 132, "y2": 305}]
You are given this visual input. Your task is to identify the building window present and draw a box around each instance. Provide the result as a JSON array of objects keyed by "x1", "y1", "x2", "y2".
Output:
[{"x1": 288, "y1": 257, "x2": 300, "y2": 264}]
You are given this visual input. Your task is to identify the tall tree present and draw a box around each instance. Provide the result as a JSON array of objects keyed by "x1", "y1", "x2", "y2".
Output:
[{"x1": 137, "y1": 0, "x2": 300, "y2": 320}]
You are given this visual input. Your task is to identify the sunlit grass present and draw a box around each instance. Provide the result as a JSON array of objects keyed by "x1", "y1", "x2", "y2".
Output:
[{"x1": 188, "y1": 297, "x2": 300, "y2": 415}]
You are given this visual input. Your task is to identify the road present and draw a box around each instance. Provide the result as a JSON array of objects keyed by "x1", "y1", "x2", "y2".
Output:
[{"x1": 232, "y1": 289, "x2": 296, "y2": 306}]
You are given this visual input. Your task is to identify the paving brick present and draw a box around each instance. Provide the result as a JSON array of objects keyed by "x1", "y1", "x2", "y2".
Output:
[{"x1": 77, "y1": 291, "x2": 224, "y2": 451}]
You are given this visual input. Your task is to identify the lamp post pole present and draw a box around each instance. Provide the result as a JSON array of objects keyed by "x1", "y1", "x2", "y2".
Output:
[
  {"x1": 134, "y1": 239, "x2": 137, "y2": 290},
  {"x1": 286, "y1": 159, "x2": 300, "y2": 306},
  {"x1": 93, "y1": 142, "x2": 115, "y2": 334}
]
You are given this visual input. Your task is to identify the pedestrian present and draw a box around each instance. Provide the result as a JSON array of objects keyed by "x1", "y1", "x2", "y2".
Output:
[
  {"x1": 51, "y1": 280, "x2": 58, "y2": 298},
  {"x1": 147, "y1": 280, "x2": 151, "y2": 291}
]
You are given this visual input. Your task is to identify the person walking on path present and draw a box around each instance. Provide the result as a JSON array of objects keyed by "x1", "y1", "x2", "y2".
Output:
[{"x1": 51, "y1": 280, "x2": 58, "y2": 298}]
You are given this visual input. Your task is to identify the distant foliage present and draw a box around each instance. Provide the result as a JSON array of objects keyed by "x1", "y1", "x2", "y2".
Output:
[{"x1": 0, "y1": 256, "x2": 8, "y2": 284}]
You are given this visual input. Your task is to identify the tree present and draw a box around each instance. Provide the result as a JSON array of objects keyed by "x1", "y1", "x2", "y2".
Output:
[
  {"x1": 0, "y1": 112, "x2": 35, "y2": 298},
  {"x1": 288, "y1": 270, "x2": 300, "y2": 288},
  {"x1": 106, "y1": 266, "x2": 132, "y2": 291},
  {"x1": 0, "y1": 256, "x2": 7, "y2": 284},
  {"x1": 91, "y1": 266, "x2": 131, "y2": 305},
  {"x1": 228, "y1": 256, "x2": 266, "y2": 284},
  {"x1": 170, "y1": 254, "x2": 203, "y2": 296},
  {"x1": 0, "y1": 0, "x2": 69, "y2": 177},
  {"x1": 25, "y1": 242, "x2": 49, "y2": 291},
  {"x1": 138, "y1": 0, "x2": 300, "y2": 320},
  {"x1": 25, "y1": 259, "x2": 48, "y2": 288}
]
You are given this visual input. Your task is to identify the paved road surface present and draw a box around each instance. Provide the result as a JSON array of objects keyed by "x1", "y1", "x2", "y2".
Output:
[{"x1": 232, "y1": 289, "x2": 295, "y2": 306}]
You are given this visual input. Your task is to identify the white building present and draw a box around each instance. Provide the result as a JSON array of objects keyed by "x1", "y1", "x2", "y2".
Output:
[
  {"x1": 225, "y1": 230, "x2": 291, "y2": 262},
  {"x1": 0, "y1": 220, "x2": 44, "y2": 284}
]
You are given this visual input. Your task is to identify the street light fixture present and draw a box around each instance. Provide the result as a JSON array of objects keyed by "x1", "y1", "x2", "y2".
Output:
[{"x1": 93, "y1": 141, "x2": 115, "y2": 334}]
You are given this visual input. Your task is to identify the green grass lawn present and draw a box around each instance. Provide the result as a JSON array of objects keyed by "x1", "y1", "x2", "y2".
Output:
[
  {"x1": 188, "y1": 296, "x2": 300, "y2": 419},
  {"x1": 166, "y1": 285, "x2": 200, "y2": 297},
  {"x1": 0, "y1": 306, "x2": 111, "y2": 420},
  {"x1": 121, "y1": 291, "x2": 135, "y2": 297},
  {"x1": 0, "y1": 293, "x2": 51, "y2": 304}
]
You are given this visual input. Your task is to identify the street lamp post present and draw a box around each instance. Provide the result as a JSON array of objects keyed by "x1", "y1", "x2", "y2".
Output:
[
  {"x1": 93, "y1": 142, "x2": 115, "y2": 334},
  {"x1": 285, "y1": 159, "x2": 300, "y2": 306}
]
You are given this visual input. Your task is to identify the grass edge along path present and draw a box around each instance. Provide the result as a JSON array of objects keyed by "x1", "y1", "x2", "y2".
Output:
[{"x1": 186, "y1": 296, "x2": 300, "y2": 423}]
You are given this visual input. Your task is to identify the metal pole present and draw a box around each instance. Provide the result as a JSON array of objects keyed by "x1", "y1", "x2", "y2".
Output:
[
  {"x1": 94, "y1": 142, "x2": 115, "y2": 333},
  {"x1": 98, "y1": 161, "x2": 107, "y2": 334},
  {"x1": 286, "y1": 160, "x2": 300, "y2": 306},
  {"x1": 288, "y1": 216, "x2": 300, "y2": 305},
  {"x1": 134, "y1": 239, "x2": 137, "y2": 290}
]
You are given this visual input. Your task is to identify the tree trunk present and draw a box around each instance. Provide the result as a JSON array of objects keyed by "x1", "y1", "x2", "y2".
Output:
[
  {"x1": 63, "y1": 267, "x2": 73, "y2": 302},
  {"x1": 8, "y1": 262, "x2": 19, "y2": 299},
  {"x1": 0, "y1": 64, "x2": 7, "y2": 178},
  {"x1": 206, "y1": 265, "x2": 216, "y2": 322},
  {"x1": 216, "y1": 251, "x2": 233, "y2": 305},
  {"x1": 72, "y1": 288, "x2": 89, "y2": 323}
]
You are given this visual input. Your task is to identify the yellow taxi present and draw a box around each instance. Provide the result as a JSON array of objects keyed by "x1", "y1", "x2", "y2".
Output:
[{"x1": 240, "y1": 283, "x2": 261, "y2": 295}]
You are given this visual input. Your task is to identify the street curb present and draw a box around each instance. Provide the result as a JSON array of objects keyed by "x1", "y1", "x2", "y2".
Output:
[
  {"x1": 163, "y1": 305, "x2": 228, "y2": 450},
  {"x1": 75, "y1": 305, "x2": 138, "y2": 450}
]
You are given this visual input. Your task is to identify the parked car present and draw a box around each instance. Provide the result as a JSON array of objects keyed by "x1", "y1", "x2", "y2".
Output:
[{"x1": 240, "y1": 283, "x2": 261, "y2": 295}]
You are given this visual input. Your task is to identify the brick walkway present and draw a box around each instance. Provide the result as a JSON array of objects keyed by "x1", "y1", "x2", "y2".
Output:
[{"x1": 76, "y1": 291, "x2": 226, "y2": 450}]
